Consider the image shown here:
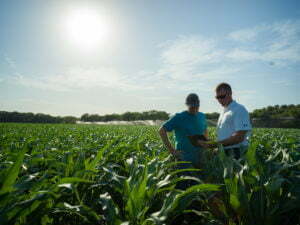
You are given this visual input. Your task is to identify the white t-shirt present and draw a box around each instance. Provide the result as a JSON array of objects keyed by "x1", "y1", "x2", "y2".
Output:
[{"x1": 217, "y1": 100, "x2": 252, "y2": 149}]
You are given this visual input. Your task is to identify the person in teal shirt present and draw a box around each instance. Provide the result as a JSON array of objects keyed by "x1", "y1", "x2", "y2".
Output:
[{"x1": 158, "y1": 93, "x2": 208, "y2": 169}]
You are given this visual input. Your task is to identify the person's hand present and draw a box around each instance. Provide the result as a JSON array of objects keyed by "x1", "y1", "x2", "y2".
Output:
[
  {"x1": 197, "y1": 140, "x2": 209, "y2": 148},
  {"x1": 170, "y1": 148, "x2": 182, "y2": 159},
  {"x1": 211, "y1": 148, "x2": 218, "y2": 155},
  {"x1": 197, "y1": 140, "x2": 218, "y2": 149}
]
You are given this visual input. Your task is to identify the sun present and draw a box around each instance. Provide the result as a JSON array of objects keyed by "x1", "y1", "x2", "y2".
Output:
[{"x1": 64, "y1": 7, "x2": 110, "y2": 50}]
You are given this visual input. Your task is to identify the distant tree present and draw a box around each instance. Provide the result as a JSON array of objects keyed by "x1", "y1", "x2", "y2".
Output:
[
  {"x1": 290, "y1": 108, "x2": 300, "y2": 119},
  {"x1": 147, "y1": 110, "x2": 168, "y2": 120},
  {"x1": 105, "y1": 114, "x2": 121, "y2": 121},
  {"x1": 206, "y1": 112, "x2": 219, "y2": 120},
  {"x1": 88, "y1": 114, "x2": 101, "y2": 122},
  {"x1": 250, "y1": 104, "x2": 300, "y2": 128},
  {"x1": 0, "y1": 111, "x2": 66, "y2": 123},
  {"x1": 122, "y1": 112, "x2": 139, "y2": 121},
  {"x1": 80, "y1": 113, "x2": 90, "y2": 122},
  {"x1": 63, "y1": 116, "x2": 78, "y2": 124}
]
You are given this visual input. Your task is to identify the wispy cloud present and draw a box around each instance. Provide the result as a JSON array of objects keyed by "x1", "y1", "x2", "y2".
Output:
[
  {"x1": 12, "y1": 19, "x2": 300, "y2": 94},
  {"x1": 139, "y1": 20, "x2": 300, "y2": 97},
  {"x1": 227, "y1": 20, "x2": 300, "y2": 65},
  {"x1": 226, "y1": 49, "x2": 261, "y2": 62},
  {"x1": 152, "y1": 35, "x2": 233, "y2": 88},
  {"x1": 14, "y1": 67, "x2": 140, "y2": 92},
  {"x1": 4, "y1": 54, "x2": 17, "y2": 70},
  {"x1": 229, "y1": 25, "x2": 265, "y2": 42},
  {"x1": 3, "y1": 54, "x2": 22, "y2": 79},
  {"x1": 272, "y1": 80, "x2": 295, "y2": 86},
  {"x1": 193, "y1": 67, "x2": 239, "y2": 80},
  {"x1": 160, "y1": 35, "x2": 221, "y2": 66},
  {"x1": 120, "y1": 36, "x2": 227, "y2": 92}
]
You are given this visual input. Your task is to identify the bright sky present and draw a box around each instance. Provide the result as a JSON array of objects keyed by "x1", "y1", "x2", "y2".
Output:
[{"x1": 0, "y1": 0, "x2": 299, "y2": 117}]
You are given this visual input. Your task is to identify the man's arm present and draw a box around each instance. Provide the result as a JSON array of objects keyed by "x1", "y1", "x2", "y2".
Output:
[
  {"x1": 197, "y1": 130, "x2": 247, "y2": 148},
  {"x1": 158, "y1": 126, "x2": 179, "y2": 156},
  {"x1": 204, "y1": 129, "x2": 208, "y2": 140},
  {"x1": 222, "y1": 106, "x2": 251, "y2": 146},
  {"x1": 200, "y1": 107, "x2": 251, "y2": 148},
  {"x1": 218, "y1": 130, "x2": 247, "y2": 146}
]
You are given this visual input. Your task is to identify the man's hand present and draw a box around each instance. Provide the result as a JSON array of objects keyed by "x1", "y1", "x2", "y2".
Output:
[
  {"x1": 197, "y1": 140, "x2": 218, "y2": 149},
  {"x1": 169, "y1": 147, "x2": 182, "y2": 159},
  {"x1": 159, "y1": 127, "x2": 180, "y2": 159}
]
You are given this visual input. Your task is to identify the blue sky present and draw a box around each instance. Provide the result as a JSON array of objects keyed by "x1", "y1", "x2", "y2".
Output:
[{"x1": 0, "y1": 0, "x2": 299, "y2": 116}]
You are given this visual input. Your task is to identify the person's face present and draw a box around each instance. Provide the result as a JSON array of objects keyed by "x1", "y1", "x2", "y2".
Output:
[
  {"x1": 215, "y1": 89, "x2": 232, "y2": 107},
  {"x1": 187, "y1": 105, "x2": 199, "y2": 115}
]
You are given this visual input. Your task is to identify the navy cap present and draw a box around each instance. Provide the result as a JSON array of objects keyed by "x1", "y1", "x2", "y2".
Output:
[{"x1": 185, "y1": 93, "x2": 200, "y2": 107}]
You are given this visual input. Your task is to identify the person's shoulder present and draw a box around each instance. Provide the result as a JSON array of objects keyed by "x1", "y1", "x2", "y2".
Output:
[
  {"x1": 170, "y1": 111, "x2": 186, "y2": 119},
  {"x1": 197, "y1": 112, "x2": 206, "y2": 117},
  {"x1": 178, "y1": 111, "x2": 190, "y2": 118},
  {"x1": 234, "y1": 101, "x2": 249, "y2": 114}
]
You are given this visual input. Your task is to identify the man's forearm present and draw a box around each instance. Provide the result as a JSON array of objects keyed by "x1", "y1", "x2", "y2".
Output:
[
  {"x1": 158, "y1": 127, "x2": 175, "y2": 153},
  {"x1": 204, "y1": 129, "x2": 208, "y2": 139},
  {"x1": 219, "y1": 136, "x2": 241, "y2": 146},
  {"x1": 218, "y1": 131, "x2": 246, "y2": 147}
]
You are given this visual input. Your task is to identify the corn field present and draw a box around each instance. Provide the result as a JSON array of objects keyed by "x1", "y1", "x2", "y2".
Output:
[{"x1": 0, "y1": 123, "x2": 299, "y2": 225}]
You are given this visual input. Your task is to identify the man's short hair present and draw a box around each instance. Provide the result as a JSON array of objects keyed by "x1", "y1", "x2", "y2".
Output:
[
  {"x1": 186, "y1": 93, "x2": 200, "y2": 107},
  {"x1": 216, "y1": 83, "x2": 232, "y2": 93}
]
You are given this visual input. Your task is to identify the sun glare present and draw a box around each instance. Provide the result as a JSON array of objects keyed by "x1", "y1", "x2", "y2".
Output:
[{"x1": 65, "y1": 8, "x2": 110, "y2": 50}]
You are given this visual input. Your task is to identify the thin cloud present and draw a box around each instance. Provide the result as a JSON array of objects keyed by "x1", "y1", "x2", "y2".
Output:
[
  {"x1": 12, "y1": 19, "x2": 300, "y2": 94},
  {"x1": 227, "y1": 20, "x2": 300, "y2": 65},
  {"x1": 228, "y1": 25, "x2": 266, "y2": 42},
  {"x1": 193, "y1": 67, "x2": 240, "y2": 80},
  {"x1": 4, "y1": 55, "x2": 17, "y2": 70},
  {"x1": 146, "y1": 20, "x2": 299, "y2": 93},
  {"x1": 3, "y1": 54, "x2": 22, "y2": 79},
  {"x1": 155, "y1": 35, "x2": 229, "y2": 83},
  {"x1": 226, "y1": 49, "x2": 261, "y2": 61},
  {"x1": 14, "y1": 67, "x2": 138, "y2": 92},
  {"x1": 272, "y1": 80, "x2": 294, "y2": 86},
  {"x1": 160, "y1": 35, "x2": 220, "y2": 66}
]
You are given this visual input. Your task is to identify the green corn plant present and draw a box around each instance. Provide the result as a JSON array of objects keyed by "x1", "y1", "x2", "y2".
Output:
[
  {"x1": 0, "y1": 123, "x2": 300, "y2": 225},
  {"x1": 208, "y1": 138, "x2": 300, "y2": 225}
]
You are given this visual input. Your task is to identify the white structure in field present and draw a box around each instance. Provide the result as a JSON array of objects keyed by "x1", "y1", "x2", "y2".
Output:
[{"x1": 76, "y1": 120, "x2": 163, "y2": 126}]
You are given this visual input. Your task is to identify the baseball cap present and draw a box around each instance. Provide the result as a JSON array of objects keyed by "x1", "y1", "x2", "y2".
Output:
[{"x1": 185, "y1": 93, "x2": 200, "y2": 107}]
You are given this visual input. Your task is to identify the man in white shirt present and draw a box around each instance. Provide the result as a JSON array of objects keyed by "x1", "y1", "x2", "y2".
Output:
[{"x1": 199, "y1": 83, "x2": 252, "y2": 159}]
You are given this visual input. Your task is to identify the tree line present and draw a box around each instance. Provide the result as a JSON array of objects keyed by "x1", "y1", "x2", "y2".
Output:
[
  {"x1": 0, "y1": 110, "x2": 169, "y2": 124},
  {"x1": 250, "y1": 104, "x2": 300, "y2": 128},
  {"x1": 0, "y1": 104, "x2": 299, "y2": 128},
  {"x1": 80, "y1": 110, "x2": 169, "y2": 122},
  {"x1": 251, "y1": 104, "x2": 300, "y2": 119},
  {"x1": 0, "y1": 111, "x2": 77, "y2": 124}
]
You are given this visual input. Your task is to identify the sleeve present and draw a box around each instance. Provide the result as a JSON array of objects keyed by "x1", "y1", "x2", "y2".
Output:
[
  {"x1": 162, "y1": 114, "x2": 179, "y2": 132},
  {"x1": 233, "y1": 107, "x2": 252, "y2": 131},
  {"x1": 202, "y1": 113, "x2": 207, "y2": 132}
]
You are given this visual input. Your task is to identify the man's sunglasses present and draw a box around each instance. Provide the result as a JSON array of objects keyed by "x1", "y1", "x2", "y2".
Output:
[{"x1": 215, "y1": 94, "x2": 227, "y2": 99}]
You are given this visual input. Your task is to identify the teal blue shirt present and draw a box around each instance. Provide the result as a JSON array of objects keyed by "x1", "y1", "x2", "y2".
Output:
[{"x1": 163, "y1": 111, "x2": 207, "y2": 167}]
